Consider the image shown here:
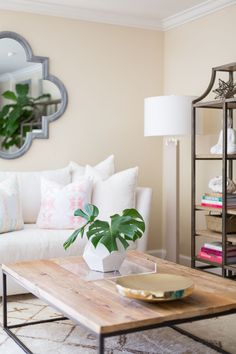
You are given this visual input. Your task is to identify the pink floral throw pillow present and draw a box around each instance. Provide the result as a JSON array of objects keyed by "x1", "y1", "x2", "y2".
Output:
[{"x1": 37, "y1": 177, "x2": 92, "y2": 229}]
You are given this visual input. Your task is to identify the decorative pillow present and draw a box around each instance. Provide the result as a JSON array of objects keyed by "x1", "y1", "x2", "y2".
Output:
[
  {"x1": 0, "y1": 176, "x2": 23, "y2": 234},
  {"x1": 90, "y1": 167, "x2": 139, "y2": 221},
  {"x1": 85, "y1": 164, "x2": 112, "y2": 182},
  {"x1": 70, "y1": 155, "x2": 115, "y2": 181},
  {"x1": 37, "y1": 177, "x2": 93, "y2": 229},
  {"x1": 0, "y1": 165, "x2": 71, "y2": 224}
]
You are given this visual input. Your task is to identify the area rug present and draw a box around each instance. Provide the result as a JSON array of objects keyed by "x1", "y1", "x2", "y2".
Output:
[{"x1": 0, "y1": 295, "x2": 235, "y2": 354}]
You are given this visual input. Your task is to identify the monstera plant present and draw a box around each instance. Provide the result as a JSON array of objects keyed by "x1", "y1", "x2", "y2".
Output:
[
  {"x1": 63, "y1": 204, "x2": 145, "y2": 272},
  {"x1": 0, "y1": 83, "x2": 50, "y2": 150}
]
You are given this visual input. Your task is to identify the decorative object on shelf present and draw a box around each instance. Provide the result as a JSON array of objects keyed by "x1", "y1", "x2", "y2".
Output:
[
  {"x1": 116, "y1": 273, "x2": 194, "y2": 302},
  {"x1": 210, "y1": 128, "x2": 236, "y2": 154},
  {"x1": 213, "y1": 78, "x2": 236, "y2": 99},
  {"x1": 63, "y1": 204, "x2": 145, "y2": 272},
  {"x1": 208, "y1": 176, "x2": 236, "y2": 193},
  {"x1": 205, "y1": 213, "x2": 236, "y2": 233},
  {"x1": 144, "y1": 95, "x2": 195, "y2": 263},
  {"x1": 198, "y1": 241, "x2": 236, "y2": 264},
  {"x1": 201, "y1": 192, "x2": 236, "y2": 209}
]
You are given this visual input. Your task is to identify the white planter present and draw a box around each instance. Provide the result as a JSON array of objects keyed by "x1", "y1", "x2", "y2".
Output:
[{"x1": 83, "y1": 239, "x2": 126, "y2": 272}]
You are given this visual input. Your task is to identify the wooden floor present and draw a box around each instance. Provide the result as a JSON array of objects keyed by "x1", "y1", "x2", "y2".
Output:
[{"x1": 3, "y1": 251, "x2": 236, "y2": 335}]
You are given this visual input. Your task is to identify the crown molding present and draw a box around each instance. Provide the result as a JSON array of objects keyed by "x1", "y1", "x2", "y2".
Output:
[
  {"x1": 0, "y1": 0, "x2": 162, "y2": 30},
  {"x1": 0, "y1": 0, "x2": 235, "y2": 31},
  {"x1": 162, "y1": 0, "x2": 236, "y2": 31}
]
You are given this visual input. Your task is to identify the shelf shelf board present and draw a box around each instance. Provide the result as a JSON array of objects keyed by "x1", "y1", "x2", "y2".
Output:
[
  {"x1": 193, "y1": 98, "x2": 236, "y2": 109},
  {"x1": 196, "y1": 229, "x2": 236, "y2": 243},
  {"x1": 196, "y1": 154, "x2": 236, "y2": 160},
  {"x1": 195, "y1": 205, "x2": 236, "y2": 215},
  {"x1": 195, "y1": 257, "x2": 236, "y2": 273},
  {"x1": 224, "y1": 264, "x2": 236, "y2": 272}
]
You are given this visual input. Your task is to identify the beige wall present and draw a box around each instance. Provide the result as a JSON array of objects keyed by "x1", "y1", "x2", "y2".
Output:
[
  {"x1": 164, "y1": 4, "x2": 236, "y2": 256},
  {"x1": 0, "y1": 10, "x2": 164, "y2": 250},
  {"x1": 1, "y1": 5, "x2": 234, "y2": 255}
]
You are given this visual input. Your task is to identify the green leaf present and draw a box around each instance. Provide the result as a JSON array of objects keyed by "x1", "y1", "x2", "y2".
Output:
[
  {"x1": 34, "y1": 93, "x2": 51, "y2": 102},
  {"x1": 16, "y1": 83, "x2": 29, "y2": 97},
  {"x1": 0, "y1": 104, "x2": 11, "y2": 119},
  {"x1": 117, "y1": 235, "x2": 130, "y2": 250},
  {"x1": 90, "y1": 234, "x2": 103, "y2": 248},
  {"x1": 63, "y1": 229, "x2": 81, "y2": 250},
  {"x1": 87, "y1": 220, "x2": 110, "y2": 240},
  {"x1": 99, "y1": 235, "x2": 118, "y2": 252},
  {"x1": 74, "y1": 208, "x2": 90, "y2": 220},
  {"x1": 2, "y1": 91, "x2": 17, "y2": 101},
  {"x1": 85, "y1": 204, "x2": 99, "y2": 220},
  {"x1": 74, "y1": 204, "x2": 99, "y2": 222}
]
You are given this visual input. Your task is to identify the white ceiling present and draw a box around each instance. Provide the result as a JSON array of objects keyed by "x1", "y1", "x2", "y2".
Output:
[{"x1": 0, "y1": 0, "x2": 235, "y2": 30}]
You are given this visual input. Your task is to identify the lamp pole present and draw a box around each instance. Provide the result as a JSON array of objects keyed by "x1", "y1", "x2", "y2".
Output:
[{"x1": 163, "y1": 138, "x2": 179, "y2": 263}]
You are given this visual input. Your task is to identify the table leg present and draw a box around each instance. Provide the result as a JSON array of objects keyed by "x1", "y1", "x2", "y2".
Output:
[
  {"x1": 2, "y1": 272, "x2": 34, "y2": 354},
  {"x1": 98, "y1": 334, "x2": 104, "y2": 354}
]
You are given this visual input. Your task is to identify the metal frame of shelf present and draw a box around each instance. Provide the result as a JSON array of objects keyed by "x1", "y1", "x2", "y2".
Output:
[{"x1": 191, "y1": 62, "x2": 236, "y2": 279}]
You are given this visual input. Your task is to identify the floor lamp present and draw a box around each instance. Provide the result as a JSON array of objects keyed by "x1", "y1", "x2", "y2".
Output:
[{"x1": 144, "y1": 95, "x2": 194, "y2": 263}]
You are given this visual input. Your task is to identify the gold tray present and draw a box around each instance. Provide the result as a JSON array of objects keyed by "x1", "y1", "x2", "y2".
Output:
[{"x1": 116, "y1": 273, "x2": 194, "y2": 302}]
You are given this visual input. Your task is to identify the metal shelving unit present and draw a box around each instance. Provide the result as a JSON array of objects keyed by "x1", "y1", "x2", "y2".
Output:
[{"x1": 191, "y1": 62, "x2": 236, "y2": 279}]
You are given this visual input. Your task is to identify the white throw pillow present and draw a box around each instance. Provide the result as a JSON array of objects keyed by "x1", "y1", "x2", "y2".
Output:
[
  {"x1": 70, "y1": 155, "x2": 115, "y2": 181},
  {"x1": 37, "y1": 177, "x2": 93, "y2": 229},
  {"x1": 90, "y1": 167, "x2": 138, "y2": 220},
  {"x1": 0, "y1": 176, "x2": 24, "y2": 233},
  {"x1": 0, "y1": 166, "x2": 71, "y2": 224}
]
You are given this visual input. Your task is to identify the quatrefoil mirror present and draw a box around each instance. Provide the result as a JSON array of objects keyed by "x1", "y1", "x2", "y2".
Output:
[{"x1": 0, "y1": 31, "x2": 68, "y2": 159}]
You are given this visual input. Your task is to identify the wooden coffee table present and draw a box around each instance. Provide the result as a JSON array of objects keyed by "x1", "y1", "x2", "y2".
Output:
[{"x1": 2, "y1": 251, "x2": 236, "y2": 354}]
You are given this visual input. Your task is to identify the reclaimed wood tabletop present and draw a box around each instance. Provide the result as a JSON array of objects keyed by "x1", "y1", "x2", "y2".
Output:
[{"x1": 2, "y1": 251, "x2": 236, "y2": 335}]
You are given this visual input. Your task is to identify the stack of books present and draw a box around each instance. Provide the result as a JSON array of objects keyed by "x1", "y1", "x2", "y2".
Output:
[
  {"x1": 201, "y1": 193, "x2": 236, "y2": 208},
  {"x1": 198, "y1": 241, "x2": 236, "y2": 264}
]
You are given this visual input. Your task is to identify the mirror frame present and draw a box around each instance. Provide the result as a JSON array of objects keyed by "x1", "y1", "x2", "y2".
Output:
[{"x1": 0, "y1": 31, "x2": 68, "y2": 159}]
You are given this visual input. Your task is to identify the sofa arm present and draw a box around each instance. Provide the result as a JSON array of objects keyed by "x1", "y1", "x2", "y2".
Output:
[{"x1": 135, "y1": 187, "x2": 152, "y2": 252}]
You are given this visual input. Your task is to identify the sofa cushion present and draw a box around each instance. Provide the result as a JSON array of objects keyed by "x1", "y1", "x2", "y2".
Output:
[
  {"x1": 0, "y1": 223, "x2": 86, "y2": 266},
  {"x1": 0, "y1": 224, "x2": 88, "y2": 296},
  {"x1": 89, "y1": 166, "x2": 139, "y2": 220},
  {"x1": 0, "y1": 176, "x2": 23, "y2": 233},
  {"x1": 70, "y1": 155, "x2": 115, "y2": 181},
  {"x1": 37, "y1": 177, "x2": 93, "y2": 229},
  {"x1": 0, "y1": 166, "x2": 71, "y2": 224}
]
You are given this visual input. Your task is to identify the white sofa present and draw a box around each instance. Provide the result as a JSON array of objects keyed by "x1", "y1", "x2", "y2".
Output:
[{"x1": 0, "y1": 162, "x2": 152, "y2": 296}]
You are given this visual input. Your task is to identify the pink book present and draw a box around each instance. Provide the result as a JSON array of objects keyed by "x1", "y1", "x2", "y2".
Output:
[
  {"x1": 198, "y1": 251, "x2": 236, "y2": 264},
  {"x1": 201, "y1": 247, "x2": 236, "y2": 257},
  {"x1": 201, "y1": 202, "x2": 222, "y2": 208},
  {"x1": 199, "y1": 251, "x2": 222, "y2": 263}
]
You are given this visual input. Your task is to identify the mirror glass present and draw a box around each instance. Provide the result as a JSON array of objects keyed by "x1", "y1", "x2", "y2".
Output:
[{"x1": 0, "y1": 34, "x2": 67, "y2": 159}]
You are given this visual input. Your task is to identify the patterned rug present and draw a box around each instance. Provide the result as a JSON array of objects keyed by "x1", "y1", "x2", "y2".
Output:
[{"x1": 0, "y1": 294, "x2": 235, "y2": 354}]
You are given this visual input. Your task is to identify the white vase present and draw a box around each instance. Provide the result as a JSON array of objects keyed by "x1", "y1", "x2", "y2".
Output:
[{"x1": 83, "y1": 239, "x2": 126, "y2": 272}]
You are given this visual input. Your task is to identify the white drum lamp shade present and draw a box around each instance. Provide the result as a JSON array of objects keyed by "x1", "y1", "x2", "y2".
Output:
[{"x1": 144, "y1": 95, "x2": 193, "y2": 137}]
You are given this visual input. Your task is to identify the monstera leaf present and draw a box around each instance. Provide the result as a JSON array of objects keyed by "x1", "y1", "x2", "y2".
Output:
[{"x1": 63, "y1": 204, "x2": 145, "y2": 253}]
